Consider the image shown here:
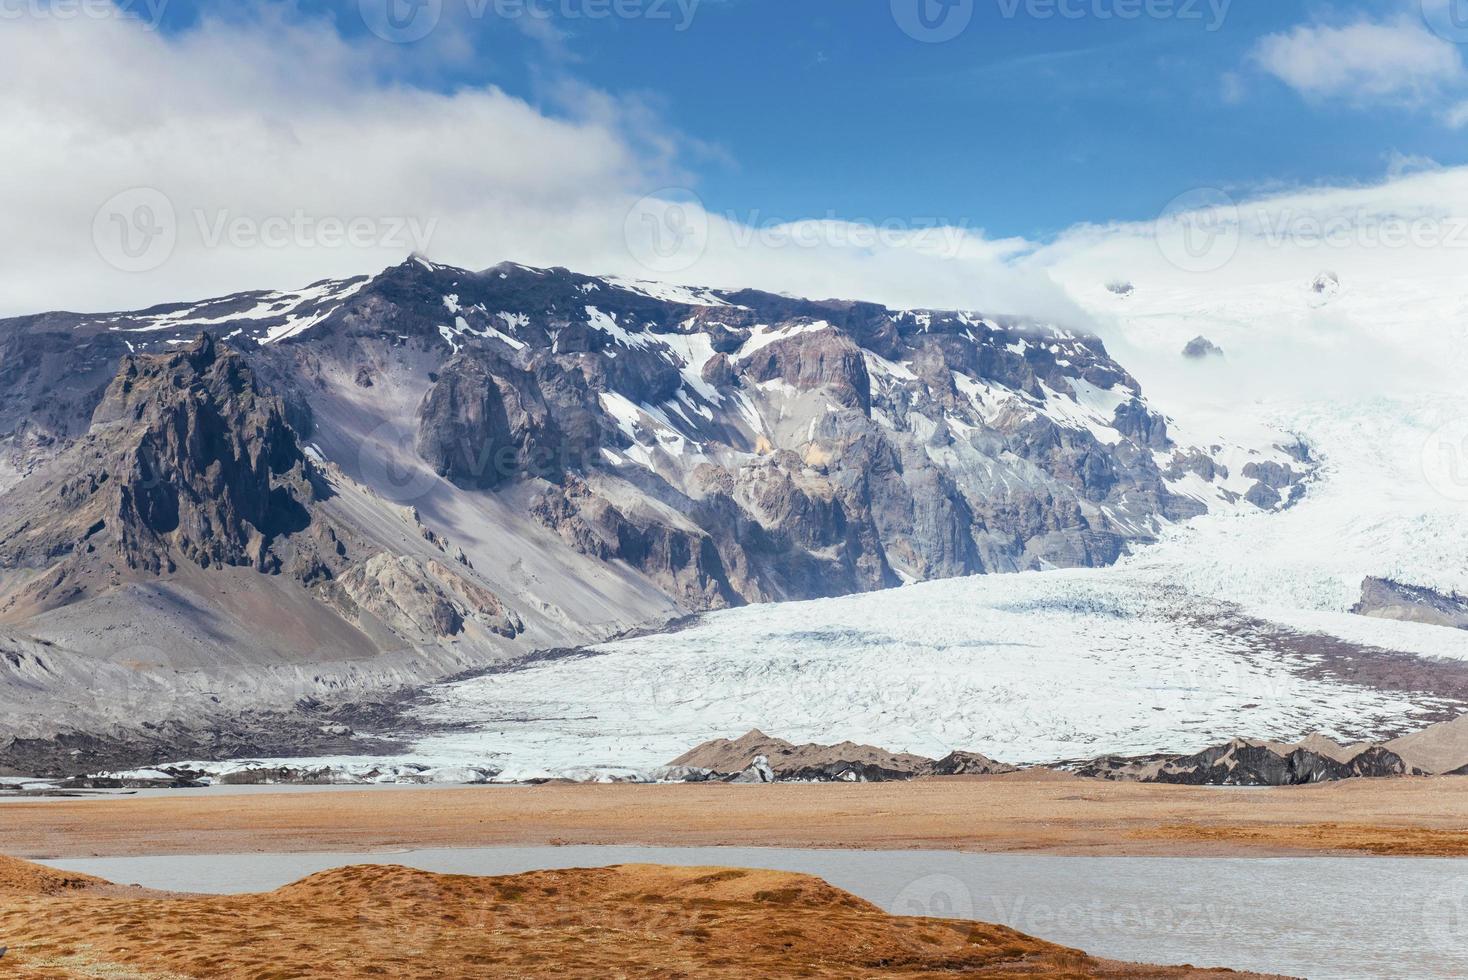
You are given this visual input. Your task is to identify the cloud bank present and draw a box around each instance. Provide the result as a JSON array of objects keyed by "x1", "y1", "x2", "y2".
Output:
[{"x1": 0, "y1": 7, "x2": 1082, "y2": 326}]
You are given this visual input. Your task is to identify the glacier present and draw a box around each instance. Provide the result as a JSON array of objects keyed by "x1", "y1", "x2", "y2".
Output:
[
  {"x1": 387, "y1": 269, "x2": 1468, "y2": 777},
  {"x1": 163, "y1": 264, "x2": 1468, "y2": 782}
]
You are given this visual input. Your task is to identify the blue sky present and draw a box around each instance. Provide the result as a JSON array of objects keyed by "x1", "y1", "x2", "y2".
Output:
[{"x1": 139, "y1": 0, "x2": 1468, "y2": 240}]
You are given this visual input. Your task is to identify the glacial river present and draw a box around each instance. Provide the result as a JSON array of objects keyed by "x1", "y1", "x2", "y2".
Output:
[{"x1": 41, "y1": 846, "x2": 1467, "y2": 979}]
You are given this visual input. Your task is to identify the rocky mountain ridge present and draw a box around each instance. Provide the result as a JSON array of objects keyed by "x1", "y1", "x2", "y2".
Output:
[{"x1": 0, "y1": 258, "x2": 1310, "y2": 740}]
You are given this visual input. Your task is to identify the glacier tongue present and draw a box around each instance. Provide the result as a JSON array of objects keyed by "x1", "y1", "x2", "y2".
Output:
[
  {"x1": 325, "y1": 269, "x2": 1468, "y2": 780},
  {"x1": 372, "y1": 564, "x2": 1464, "y2": 778}
]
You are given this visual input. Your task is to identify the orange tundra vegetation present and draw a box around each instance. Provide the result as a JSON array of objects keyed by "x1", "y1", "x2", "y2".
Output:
[{"x1": 0, "y1": 856, "x2": 1287, "y2": 979}]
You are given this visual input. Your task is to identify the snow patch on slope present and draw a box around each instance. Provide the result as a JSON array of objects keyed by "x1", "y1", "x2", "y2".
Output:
[{"x1": 603, "y1": 277, "x2": 737, "y2": 308}]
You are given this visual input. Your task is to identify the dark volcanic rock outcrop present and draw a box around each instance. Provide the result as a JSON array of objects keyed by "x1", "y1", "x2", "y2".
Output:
[
  {"x1": 0, "y1": 335, "x2": 348, "y2": 613},
  {"x1": 1148, "y1": 739, "x2": 1409, "y2": 786},
  {"x1": 1182, "y1": 336, "x2": 1224, "y2": 360},
  {"x1": 667, "y1": 731, "x2": 1023, "y2": 783},
  {"x1": 97, "y1": 336, "x2": 321, "y2": 575},
  {"x1": 416, "y1": 351, "x2": 571, "y2": 489},
  {"x1": 530, "y1": 476, "x2": 738, "y2": 610},
  {"x1": 670, "y1": 730, "x2": 936, "y2": 783},
  {"x1": 927, "y1": 751, "x2": 1020, "y2": 777},
  {"x1": 1351, "y1": 577, "x2": 1468, "y2": 631},
  {"x1": 1074, "y1": 731, "x2": 1429, "y2": 786},
  {"x1": 739, "y1": 326, "x2": 873, "y2": 412}
]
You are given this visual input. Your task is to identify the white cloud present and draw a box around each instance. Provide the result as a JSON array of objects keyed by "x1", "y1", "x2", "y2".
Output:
[
  {"x1": 0, "y1": 11, "x2": 676, "y2": 316},
  {"x1": 1249, "y1": 17, "x2": 1465, "y2": 108},
  {"x1": 0, "y1": 9, "x2": 1086, "y2": 329}
]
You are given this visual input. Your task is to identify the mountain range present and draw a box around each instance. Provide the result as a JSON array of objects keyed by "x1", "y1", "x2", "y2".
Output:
[{"x1": 0, "y1": 258, "x2": 1309, "y2": 746}]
